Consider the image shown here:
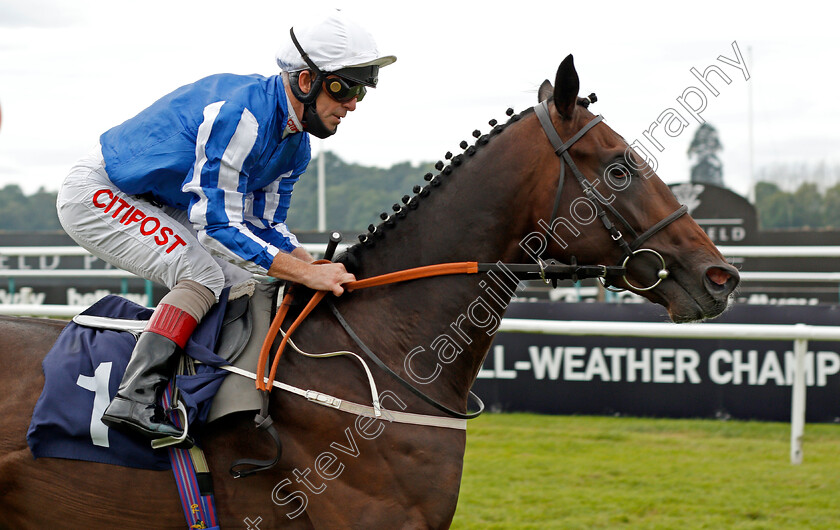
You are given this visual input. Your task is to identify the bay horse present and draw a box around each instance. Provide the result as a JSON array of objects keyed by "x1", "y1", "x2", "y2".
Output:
[{"x1": 0, "y1": 56, "x2": 738, "y2": 529}]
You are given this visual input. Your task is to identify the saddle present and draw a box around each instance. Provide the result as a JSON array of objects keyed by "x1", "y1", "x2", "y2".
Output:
[{"x1": 70, "y1": 279, "x2": 277, "y2": 425}]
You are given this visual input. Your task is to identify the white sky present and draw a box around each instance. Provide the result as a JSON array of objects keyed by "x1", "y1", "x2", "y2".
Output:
[{"x1": 1, "y1": 0, "x2": 838, "y2": 200}]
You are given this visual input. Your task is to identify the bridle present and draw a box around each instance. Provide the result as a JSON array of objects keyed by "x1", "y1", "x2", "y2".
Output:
[{"x1": 534, "y1": 100, "x2": 688, "y2": 291}]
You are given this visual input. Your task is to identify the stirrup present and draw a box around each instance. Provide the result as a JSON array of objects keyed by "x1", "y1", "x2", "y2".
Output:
[{"x1": 151, "y1": 400, "x2": 190, "y2": 449}]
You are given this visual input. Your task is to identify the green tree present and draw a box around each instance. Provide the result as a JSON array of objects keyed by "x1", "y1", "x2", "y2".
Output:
[
  {"x1": 688, "y1": 123, "x2": 724, "y2": 187},
  {"x1": 754, "y1": 181, "x2": 782, "y2": 205},
  {"x1": 285, "y1": 152, "x2": 435, "y2": 233},
  {"x1": 790, "y1": 183, "x2": 823, "y2": 228},
  {"x1": 754, "y1": 181, "x2": 793, "y2": 229},
  {"x1": 753, "y1": 181, "x2": 838, "y2": 229},
  {"x1": 823, "y1": 183, "x2": 840, "y2": 228},
  {"x1": 0, "y1": 155, "x2": 437, "y2": 233},
  {"x1": 0, "y1": 185, "x2": 61, "y2": 231},
  {"x1": 0, "y1": 185, "x2": 28, "y2": 230}
]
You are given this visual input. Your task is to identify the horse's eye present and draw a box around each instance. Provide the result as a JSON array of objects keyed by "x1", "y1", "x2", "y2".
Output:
[
  {"x1": 604, "y1": 162, "x2": 632, "y2": 190},
  {"x1": 606, "y1": 162, "x2": 630, "y2": 179}
]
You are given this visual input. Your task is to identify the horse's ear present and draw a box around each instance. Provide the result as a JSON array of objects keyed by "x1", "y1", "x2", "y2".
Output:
[
  {"x1": 538, "y1": 80, "x2": 553, "y2": 103},
  {"x1": 553, "y1": 54, "x2": 580, "y2": 119}
]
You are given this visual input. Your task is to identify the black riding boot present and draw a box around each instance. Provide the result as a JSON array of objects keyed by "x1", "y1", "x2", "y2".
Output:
[{"x1": 101, "y1": 331, "x2": 190, "y2": 444}]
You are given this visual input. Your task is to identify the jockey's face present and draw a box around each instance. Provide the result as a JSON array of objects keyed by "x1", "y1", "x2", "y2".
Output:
[{"x1": 296, "y1": 70, "x2": 358, "y2": 135}]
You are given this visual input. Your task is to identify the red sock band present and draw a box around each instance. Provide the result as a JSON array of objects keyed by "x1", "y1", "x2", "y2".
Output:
[{"x1": 145, "y1": 304, "x2": 198, "y2": 349}]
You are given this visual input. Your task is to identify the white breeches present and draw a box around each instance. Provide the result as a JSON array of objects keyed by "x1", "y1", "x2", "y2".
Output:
[{"x1": 56, "y1": 147, "x2": 252, "y2": 300}]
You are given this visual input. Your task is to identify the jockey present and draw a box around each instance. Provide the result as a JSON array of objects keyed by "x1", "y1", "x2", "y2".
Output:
[{"x1": 56, "y1": 10, "x2": 395, "y2": 445}]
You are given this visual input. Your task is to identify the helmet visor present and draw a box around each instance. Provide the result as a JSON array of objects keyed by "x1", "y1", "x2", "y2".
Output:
[{"x1": 331, "y1": 65, "x2": 380, "y2": 88}]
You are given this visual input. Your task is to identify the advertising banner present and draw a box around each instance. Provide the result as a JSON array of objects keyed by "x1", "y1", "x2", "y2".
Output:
[{"x1": 475, "y1": 302, "x2": 840, "y2": 422}]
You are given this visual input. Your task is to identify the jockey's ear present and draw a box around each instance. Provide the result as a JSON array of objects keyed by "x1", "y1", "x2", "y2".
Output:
[
  {"x1": 553, "y1": 54, "x2": 579, "y2": 120},
  {"x1": 297, "y1": 70, "x2": 314, "y2": 94}
]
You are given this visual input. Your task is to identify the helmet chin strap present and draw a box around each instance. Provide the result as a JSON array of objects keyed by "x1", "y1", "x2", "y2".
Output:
[
  {"x1": 302, "y1": 101, "x2": 336, "y2": 139},
  {"x1": 286, "y1": 28, "x2": 339, "y2": 139},
  {"x1": 288, "y1": 70, "x2": 335, "y2": 139}
]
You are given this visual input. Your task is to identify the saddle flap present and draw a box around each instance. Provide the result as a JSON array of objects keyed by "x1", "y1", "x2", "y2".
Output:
[
  {"x1": 216, "y1": 294, "x2": 252, "y2": 364},
  {"x1": 206, "y1": 281, "x2": 277, "y2": 423}
]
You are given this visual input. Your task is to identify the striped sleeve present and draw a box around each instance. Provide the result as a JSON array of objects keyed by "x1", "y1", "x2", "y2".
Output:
[
  {"x1": 182, "y1": 101, "x2": 278, "y2": 273},
  {"x1": 245, "y1": 172, "x2": 302, "y2": 252}
]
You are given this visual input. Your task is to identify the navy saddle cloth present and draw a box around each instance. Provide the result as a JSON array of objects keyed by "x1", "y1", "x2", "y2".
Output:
[{"x1": 27, "y1": 293, "x2": 236, "y2": 470}]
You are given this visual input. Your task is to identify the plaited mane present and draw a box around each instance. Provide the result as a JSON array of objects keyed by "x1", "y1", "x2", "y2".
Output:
[{"x1": 344, "y1": 107, "x2": 534, "y2": 265}]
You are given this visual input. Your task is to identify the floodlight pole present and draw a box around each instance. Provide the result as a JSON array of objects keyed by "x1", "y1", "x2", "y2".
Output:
[{"x1": 747, "y1": 46, "x2": 755, "y2": 203}]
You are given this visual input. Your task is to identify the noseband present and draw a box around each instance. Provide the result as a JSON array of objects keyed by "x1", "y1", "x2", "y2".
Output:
[{"x1": 534, "y1": 100, "x2": 687, "y2": 291}]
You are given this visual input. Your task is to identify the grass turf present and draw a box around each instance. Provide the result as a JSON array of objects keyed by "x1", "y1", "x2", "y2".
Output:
[{"x1": 451, "y1": 414, "x2": 840, "y2": 529}]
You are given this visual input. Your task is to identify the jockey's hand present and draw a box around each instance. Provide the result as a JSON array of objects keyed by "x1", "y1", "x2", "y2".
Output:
[
  {"x1": 267, "y1": 250, "x2": 356, "y2": 296},
  {"x1": 303, "y1": 262, "x2": 356, "y2": 296}
]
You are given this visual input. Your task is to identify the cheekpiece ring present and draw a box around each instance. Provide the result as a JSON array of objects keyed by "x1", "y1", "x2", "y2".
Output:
[{"x1": 621, "y1": 248, "x2": 669, "y2": 292}]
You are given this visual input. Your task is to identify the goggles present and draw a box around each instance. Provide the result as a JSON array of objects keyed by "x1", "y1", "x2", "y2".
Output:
[{"x1": 323, "y1": 75, "x2": 366, "y2": 103}]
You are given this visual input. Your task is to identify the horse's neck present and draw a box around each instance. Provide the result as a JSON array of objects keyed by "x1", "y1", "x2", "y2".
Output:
[
  {"x1": 343, "y1": 123, "x2": 535, "y2": 404},
  {"x1": 350, "y1": 115, "x2": 538, "y2": 274}
]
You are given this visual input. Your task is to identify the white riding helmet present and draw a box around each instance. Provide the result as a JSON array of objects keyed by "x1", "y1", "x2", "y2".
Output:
[{"x1": 275, "y1": 9, "x2": 396, "y2": 87}]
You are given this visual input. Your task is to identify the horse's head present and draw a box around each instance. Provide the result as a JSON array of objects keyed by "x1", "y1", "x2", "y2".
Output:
[{"x1": 520, "y1": 55, "x2": 739, "y2": 322}]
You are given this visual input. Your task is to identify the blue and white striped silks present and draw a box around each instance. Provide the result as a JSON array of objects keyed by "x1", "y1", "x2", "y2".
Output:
[{"x1": 100, "y1": 73, "x2": 311, "y2": 273}]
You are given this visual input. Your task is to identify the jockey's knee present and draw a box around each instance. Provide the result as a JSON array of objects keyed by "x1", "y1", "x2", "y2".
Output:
[
  {"x1": 176, "y1": 258, "x2": 226, "y2": 303},
  {"x1": 160, "y1": 280, "x2": 216, "y2": 323}
]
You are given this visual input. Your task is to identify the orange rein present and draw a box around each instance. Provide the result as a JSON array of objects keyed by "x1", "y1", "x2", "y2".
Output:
[{"x1": 255, "y1": 261, "x2": 479, "y2": 391}]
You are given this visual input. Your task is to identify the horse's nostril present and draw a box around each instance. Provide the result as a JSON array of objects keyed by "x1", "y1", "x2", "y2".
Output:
[{"x1": 706, "y1": 267, "x2": 731, "y2": 287}]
